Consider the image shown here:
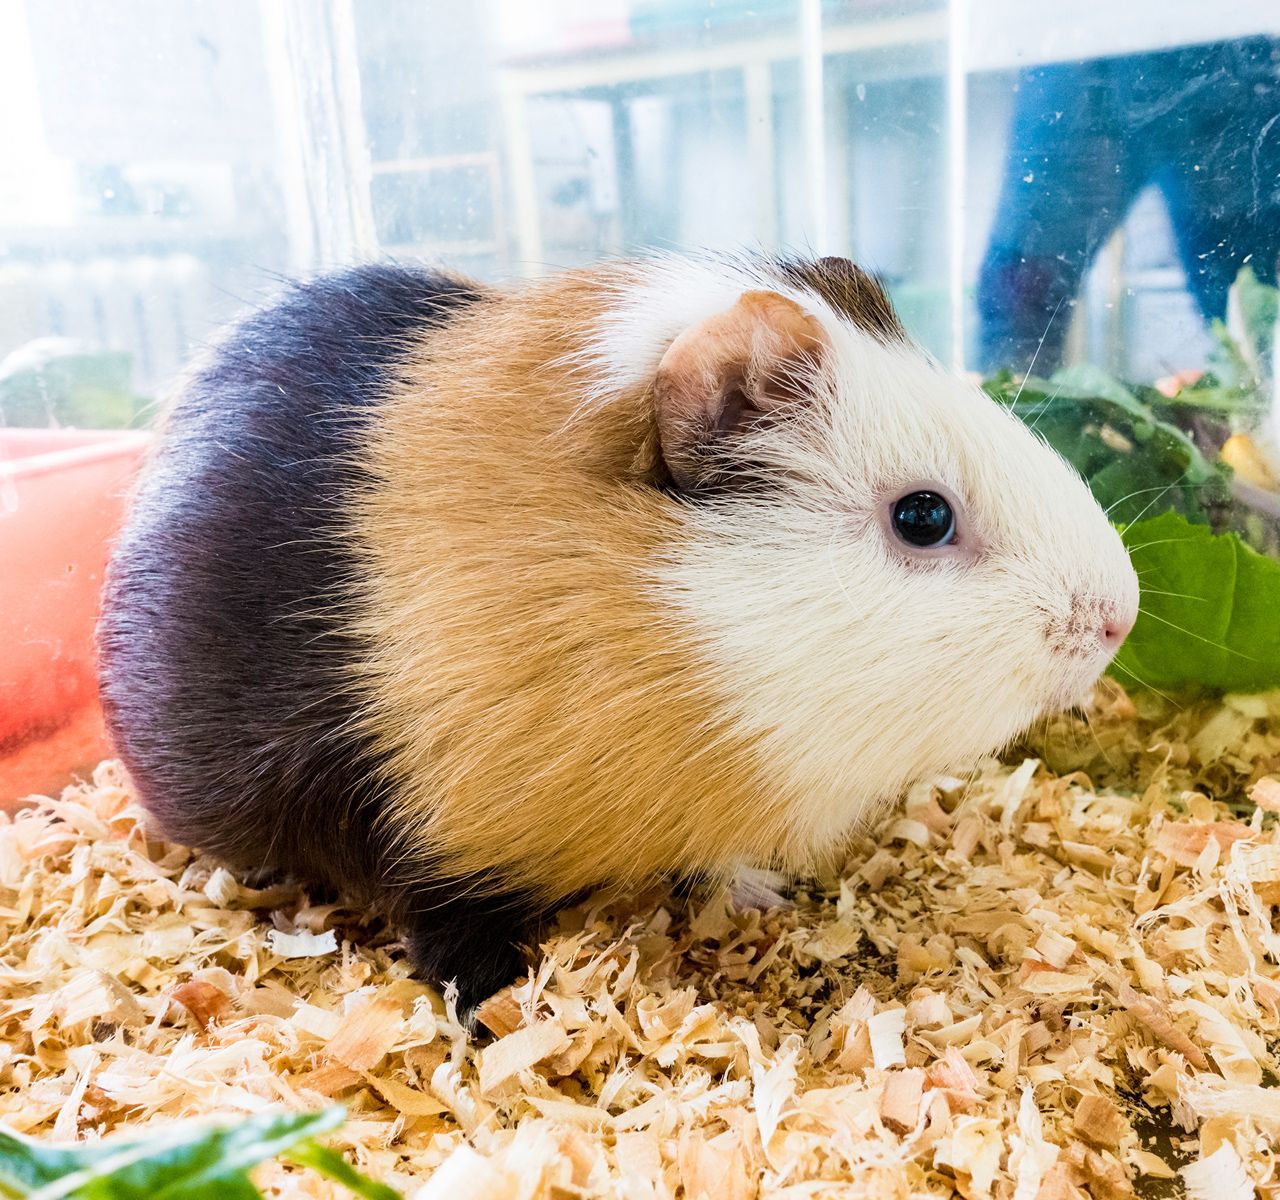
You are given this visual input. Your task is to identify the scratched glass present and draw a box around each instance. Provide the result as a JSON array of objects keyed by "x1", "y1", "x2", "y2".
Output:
[{"x1": 4, "y1": 0, "x2": 1275, "y2": 408}]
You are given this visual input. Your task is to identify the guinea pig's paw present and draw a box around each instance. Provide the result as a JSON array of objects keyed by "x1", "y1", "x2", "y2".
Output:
[
  {"x1": 398, "y1": 897, "x2": 535, "y2": 1026},
  {"x1": 434, "y1": 942, "x2": 531, "y2": 1032}
]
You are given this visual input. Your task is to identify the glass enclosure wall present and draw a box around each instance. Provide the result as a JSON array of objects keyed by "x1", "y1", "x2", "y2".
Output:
[{"x1": 0, "y1": 0, "x2": 1276, "y2": 424}]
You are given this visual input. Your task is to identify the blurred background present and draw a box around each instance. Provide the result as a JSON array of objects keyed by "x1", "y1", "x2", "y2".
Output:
[{"x1": 0, "y1": 0, "x2": 1277, "y2": 423}]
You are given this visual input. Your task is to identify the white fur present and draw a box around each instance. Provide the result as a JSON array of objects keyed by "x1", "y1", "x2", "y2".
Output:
[{"x1": 593, "y1": 255, "x2": 1139, "y2": 869}]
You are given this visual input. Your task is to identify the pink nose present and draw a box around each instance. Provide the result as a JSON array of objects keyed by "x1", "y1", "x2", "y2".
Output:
[{"x1": 1099, "y1": 602, "x2": 1136, "y2": 652}]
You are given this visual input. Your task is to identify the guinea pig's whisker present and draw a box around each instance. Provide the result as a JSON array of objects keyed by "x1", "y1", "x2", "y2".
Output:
[
  {"x1": 1104, "y1": 482, "x2": 1203, "y2": 518},
  {"x1": 1055, "y1": 709, "x2": 1082, "y2": 757},
  {"x1": 1123, "y1": 536, "x2": 1197, "y2": 556},
  {"x1": 1124, "y1": 479, "x2": 1192, "y2": 527},
  {"x1": 1134, "y1": 609, "x2": 1260, "y2": 661},
  {"x1": 1080, "y1": 706, "x2": 1116, "y2": 767},
  {"x1": 1011, "y1": 295, "x2": 1067, "y2": 410},
  {"x1": 1137, "y1": 588, "x2": 1207, "y2": 602},
  {"x1": 1025, "y1": 381, "x2": 1066, "y2": 435},
  {"x1": 1108, "y1": 660, "x2": 1182, "y2": 709}
]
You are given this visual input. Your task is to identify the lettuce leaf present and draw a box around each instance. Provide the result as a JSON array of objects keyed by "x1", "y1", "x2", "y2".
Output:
[
  {"x1": 986, "y1": 366, "x2": 1231, "y2": 526},
  {"x1": 1112, "y1": 511, "x2": 1280, "y2": 693},
  {"x1": 0, "y1": 1107, "x2": 398, "y2": 1200},
  {"x1": 993, "y1": 268, "x2": 1280, "y2": 694}
]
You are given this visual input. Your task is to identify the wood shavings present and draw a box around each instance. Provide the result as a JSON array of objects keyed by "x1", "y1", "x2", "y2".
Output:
[
  {"x1": 1249, "y1": 773, "x2": 1280, "y2": 812},
  {"x1": 879, "y1": 1066, "x2": 924, "y2": 1133},
  {"x1": 1154, "y1": 819, "x2": 1255, "y2": 868},
  {"x1": 868, "y1": 1007, "x2": 907, "y2": 1071},
  {"x1": 1009, "y1": 1086, "x2": 1058, "y2": 1200},
  {"x1": 477, "y1": 1019, "x2": 571, "y2": 1095},
  {"x1": 473, "y1": 991, "x2": 525, "y2": 1039},
  {"x1": 1032, "y1": 928, "x2": 1077, "y2": 969},
  {"x1": 1182, "y1": 1142, "x2": 1253, "y2": 1200},
  {"x1": 1112, "y1": 979, "x2": 1211, "y2": 1069},
  {"x1": 1072, "y1": 1093, "x2": 1126, "y2": 1148},
  {"x1": 326, "y1": 997, "x2": 406, "y2": 1072},
  {"x1": 267, "y1": 928, "x2": 339, "y2": 958},
  {"x1": 167, "y1": 978, "x2": 232, "y2": 1030},
  {"x1": 5, "y1": 687, "x2": 1280, "y2": 1196}
]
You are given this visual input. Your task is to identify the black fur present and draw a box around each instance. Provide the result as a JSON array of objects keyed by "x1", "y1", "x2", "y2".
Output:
[{"x1": 97, "y1": 263, "x2": 539, "y2": 1014}]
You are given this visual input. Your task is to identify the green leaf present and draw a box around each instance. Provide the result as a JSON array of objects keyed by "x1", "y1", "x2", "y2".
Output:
[
  {"x1": 0, "y1": 1128, "x2": 106, "y2": 1193},
  {"x1": 0, "y1": 1108, "x2": 345, "y2": 1200},
  {"x1": 283, "y1": 1142, "x2": 402, "y2": 1200},
  {"x1": 1207, "y1": 316, "x2": 1256, "y2": 395},
  {"x1": 988, "y1": 368, "x2": 1230, "y2": 525},
  {"x1": 1113, "y1": 511, "x2": 1280, "y2": 693},
  {"x1": 1155, "y1": 377, "x2": 1263, "y2": 419}
]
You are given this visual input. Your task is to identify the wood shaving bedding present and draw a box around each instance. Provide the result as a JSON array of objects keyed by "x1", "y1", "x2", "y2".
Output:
[{"x1": 3, "y1": 682, "x2": 1280, "y2": 1198}]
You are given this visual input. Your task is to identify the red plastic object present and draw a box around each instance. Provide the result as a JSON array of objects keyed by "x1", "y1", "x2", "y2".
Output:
[{"x1": 0, "y1": 428, "x2": 150, "y2": 806}]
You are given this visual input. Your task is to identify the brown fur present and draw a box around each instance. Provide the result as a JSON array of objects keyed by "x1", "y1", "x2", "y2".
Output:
[
  {"x1": 350, "y1": 267, "x2": 795, "y2": 902},
  {"x1": 776, "y1": 256, "x2": 905, "y2": 342}
]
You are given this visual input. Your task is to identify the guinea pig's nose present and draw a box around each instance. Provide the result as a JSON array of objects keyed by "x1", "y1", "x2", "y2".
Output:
[{"x1": 1098, "y1": 600, "x2": 1137, "y2": 653}]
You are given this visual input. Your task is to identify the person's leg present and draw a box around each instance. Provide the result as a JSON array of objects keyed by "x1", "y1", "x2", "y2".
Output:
[
  {"x1": 976, "y1": 60, "x2": 1138, "y2": 373},
  {"x1": 1153, "y1": 37, "x2": 1280, "y2": 321}
]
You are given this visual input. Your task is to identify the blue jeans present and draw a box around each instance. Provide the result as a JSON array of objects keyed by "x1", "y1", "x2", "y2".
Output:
[{"x1": 976, "y1": 37, "x2": 1280, "y2": 373}]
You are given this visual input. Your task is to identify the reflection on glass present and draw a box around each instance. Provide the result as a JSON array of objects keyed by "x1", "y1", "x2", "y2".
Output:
[{"x1": 975, "y1": 36, "x2": 1279, "y2": 377}]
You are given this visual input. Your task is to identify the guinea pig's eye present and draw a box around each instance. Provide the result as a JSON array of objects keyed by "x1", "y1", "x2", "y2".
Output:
[{"x1": 891, "y1": 491, "x2": 956, "y2": 548}]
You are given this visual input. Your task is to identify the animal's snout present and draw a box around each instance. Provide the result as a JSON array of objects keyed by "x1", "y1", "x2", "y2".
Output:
[
  {"x1": 1080, "y1": 595, "x2": 1137, "y2": 656},
  {"x1": 1099, "y1": 601, "x2": 1136, "y2": 653},
  {"x1": 1048, "y1": 594, "x2": 1138, "y2": 659}
]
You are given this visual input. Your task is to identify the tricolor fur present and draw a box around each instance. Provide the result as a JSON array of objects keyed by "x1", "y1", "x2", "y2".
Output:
[{"x1": 99, "y1": 253, "x2": 1137, "y2": 1011}]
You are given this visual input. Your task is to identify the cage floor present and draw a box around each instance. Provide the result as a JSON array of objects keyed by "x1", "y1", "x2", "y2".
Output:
[{"x1": 2, "y1": 684, "x2": 1279, "y2": 1199}]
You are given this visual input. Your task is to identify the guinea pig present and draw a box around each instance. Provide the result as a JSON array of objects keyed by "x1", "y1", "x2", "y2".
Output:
[{"x1": 97, "y1": 253, "x2": 1139, "y2": 1012}]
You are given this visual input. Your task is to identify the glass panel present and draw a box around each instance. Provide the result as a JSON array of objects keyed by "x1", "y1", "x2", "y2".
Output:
[
  {"x1": 820, "y1": 4, "x2": 948, "y2": 355},
  {"x1": 4, "y1": 1, "x2": 1275, "y2": 405},
  {"x1": 1, "y1": 0, "x2": 960, "y2": 416},
  {"x1": 350, "y1": 0, "x2": 952, "y2": 350},
  {"x1": 0, "y1": 0, "x2": 301, "y2": 418},
  {"x1": 965, "y1": 6, "x2": 1279, "y2": 379},
  {"x1": 350, "y1": 0, "x2": 812, "y2": 274}
]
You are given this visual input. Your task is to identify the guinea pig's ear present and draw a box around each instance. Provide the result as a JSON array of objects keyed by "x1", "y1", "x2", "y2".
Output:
[{"x1": 653, "y1": 290, "x2": 829, "y2": 495}]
